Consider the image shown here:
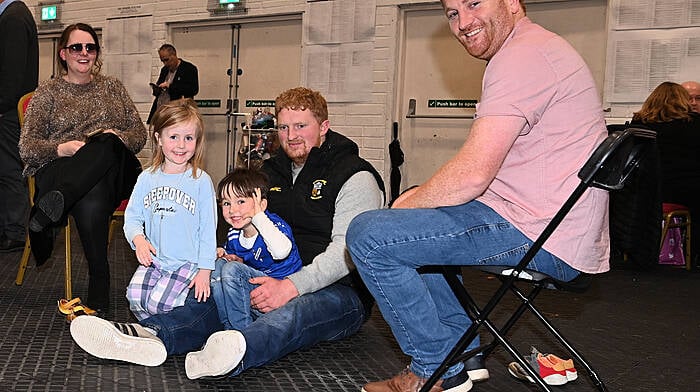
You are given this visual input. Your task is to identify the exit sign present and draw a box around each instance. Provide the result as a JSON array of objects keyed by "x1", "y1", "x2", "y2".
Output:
[
  {"x1": 195, "y1": 99, "x2": 221, "y2": 108},
  {"x1": 428, "y1": 99, "x2": 477, "y2": 108}
]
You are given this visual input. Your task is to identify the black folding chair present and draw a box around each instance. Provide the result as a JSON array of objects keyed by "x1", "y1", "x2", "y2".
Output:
[{"x1": 419, "y1": 128, "x2": 657, "y2": 392}]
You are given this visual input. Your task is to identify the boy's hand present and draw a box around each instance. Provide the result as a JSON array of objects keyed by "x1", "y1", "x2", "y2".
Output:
[
  {"x1": 133, "y1": 235, "x2": 156, "y2": 266},
  {"x1": 217, "y1": 247, "x2": 244, "y2": 262},
  {"x1": 252, "y1": 188, "x2": 264, "y2": 216},
  {"x1": 189, "y1": 269, "x2": 212, "y2": 302},
  {"x1": 224, "y1": 253, "x2": 244, "y2": 262}
]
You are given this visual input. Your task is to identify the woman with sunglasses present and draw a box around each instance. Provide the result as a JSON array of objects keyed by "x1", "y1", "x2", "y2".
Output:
[{"x1": 19, "y1": 23, "x2": 146, "y2": 314}]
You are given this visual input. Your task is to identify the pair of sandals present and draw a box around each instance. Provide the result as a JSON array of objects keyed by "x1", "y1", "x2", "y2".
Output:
[{"x1": 57, "y1": 297, "x2": 96, "y2": 323}]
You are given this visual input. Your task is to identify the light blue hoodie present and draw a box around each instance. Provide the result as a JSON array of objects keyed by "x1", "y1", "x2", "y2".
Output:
[{"x1": 123, "y1": 167, "x2": 217, "y2": 271}]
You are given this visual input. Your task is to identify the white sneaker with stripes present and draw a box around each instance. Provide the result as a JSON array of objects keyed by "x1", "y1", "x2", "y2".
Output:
[{"x1": 70, "y1": 315, "x2": 167, "y2": 366}]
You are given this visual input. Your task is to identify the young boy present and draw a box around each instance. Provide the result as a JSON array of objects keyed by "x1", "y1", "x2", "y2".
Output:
[{"x1": 211, "y1": 168, "x2": 302, "y2": 330}]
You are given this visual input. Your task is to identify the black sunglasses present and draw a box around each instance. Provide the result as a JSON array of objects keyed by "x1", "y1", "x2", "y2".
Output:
[{"x1": 64, "y1": 43, "x2": 99, "y2": 54}]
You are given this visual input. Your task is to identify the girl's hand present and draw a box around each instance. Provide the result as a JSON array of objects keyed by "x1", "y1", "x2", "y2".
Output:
[
  {"x1": 216, "y1": 247, "x2": 226, "y2": 258},
  {"x1": 189, "y1": 269, "x2": 212, "y2": 302},
  {"x1": 133, "y1": 235, "x2": 156, "y2": 266}
]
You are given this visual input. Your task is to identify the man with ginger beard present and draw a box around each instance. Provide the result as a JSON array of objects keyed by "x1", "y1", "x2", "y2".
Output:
[{"x1": 69, "y1": 87, "x2": 386, "y2": 380}]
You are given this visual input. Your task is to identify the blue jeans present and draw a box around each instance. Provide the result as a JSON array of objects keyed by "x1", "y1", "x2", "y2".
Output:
[
  {"x1": 233, "y1": 282, "x2": 365, "y2": 376},
  {"x1": 211, "y1": 258, "x2": 266, "y2": 330},
  {"x1": 141, "y1": 280, "x2": 366, "y2": 376},
  {"x1": 346, "y1": 201, "x2": 579, "y2": 379},
  {"x1": 140, "y1": 290, "x2": 223, "y2": 356}
]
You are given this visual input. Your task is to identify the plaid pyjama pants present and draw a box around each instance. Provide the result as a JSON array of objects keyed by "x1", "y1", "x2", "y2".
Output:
[{"x1": 126, "y1": 262, "x2": 198, "y2": 321}]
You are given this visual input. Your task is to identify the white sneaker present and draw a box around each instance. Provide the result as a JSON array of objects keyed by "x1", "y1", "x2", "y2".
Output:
[
  {"x1": 465, "y1": 354, "x2": 490, "y2": 382},
  {"x1": 185, "y1": 330, "x2": 246, "y2": 379},
  {"x1": 70, "y1": 315, "x2": 167, "y2": 366}
]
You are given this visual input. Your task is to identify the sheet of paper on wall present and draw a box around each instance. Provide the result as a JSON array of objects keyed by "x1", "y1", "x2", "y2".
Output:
[
  {"x1": 611, "y1": 0, "x2": 698, "y2": 29},
  {"x1": 604, "y1": 0, "x2": 700, "y2": 115},
  {"x1": 103, "y1": 53, "x2": 153, "y2": 103},
  {"x1": 303, "y1": 42, "x2": 373, "y2": 103},
  {"x1": 102, "y1": 15, "x2": 154, "y2": 104},
  {"x1": 104, "y1": 16, "x2": 154, "y2": 55},
  {"x1": 605, "y1": 27, "x2": 700, "y2": 103},
  {"x1": 306, "y1": 0, "x2": 376, "y2": 45}
]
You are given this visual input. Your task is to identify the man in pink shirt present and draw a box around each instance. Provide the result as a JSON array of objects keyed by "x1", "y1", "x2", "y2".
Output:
[{"x1": 347, "y1": 0, "x2": 609, "y2": 391}]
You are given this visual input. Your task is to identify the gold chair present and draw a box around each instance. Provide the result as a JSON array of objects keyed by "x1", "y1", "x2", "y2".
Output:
[
  {"x1": 108, "y1": 199, "x2": 128, "y2": 244},
  {"x1": 660, "y1": 203, "x2": 692, "y2": 271},
  {"x1": 15, "y1": 177, "x2": 75, "y2": 299},
  {"x1": 15, "y1": 91, "x2": 75, "y2": 298}
]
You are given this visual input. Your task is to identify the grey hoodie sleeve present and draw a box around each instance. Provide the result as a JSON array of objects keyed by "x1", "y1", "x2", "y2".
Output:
[{"x1": 286, "y1": 171, "x2": 383, "y2": 295}]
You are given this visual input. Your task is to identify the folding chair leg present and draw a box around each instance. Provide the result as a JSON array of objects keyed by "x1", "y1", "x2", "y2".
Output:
[
  {"x1": 65, "y1": 221, "x2": 72, "y2": 300},
  {"x1": 422, "y1": 269, "x2": 607, "y2": 392},
  {"x1": 420, "y1": 271, "x2": 555, "y2": 392},
  {"x1": 480, "y1": 279, "x2": 608, "y2": 391},
  {"x1": 16, "y1": 220, "x2": 73, "y2": 300},
  {"x1": 513, "y1": 288, "x2": 608, "y2": 391},
  {"x1": 478, "y1": 283, "x2": 546, "y2": 359}
]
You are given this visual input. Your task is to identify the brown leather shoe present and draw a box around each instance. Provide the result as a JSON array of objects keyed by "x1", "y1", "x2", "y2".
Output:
[{"x1": 361, "y1": 367, "x2": 472, "y2": 392}]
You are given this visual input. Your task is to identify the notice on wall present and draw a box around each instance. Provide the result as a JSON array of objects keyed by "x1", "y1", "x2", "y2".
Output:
[
  {"x1": 103, "y1": 15, "x2": 154, "y2": 103},
  {"x1": 612, "y1": 0, "x2": 700, "y2": 29},
  {"x1": 605, "y1": 0, "x2": 700, "y2": 110},
  {"x1": 306, "y1": 0, "x2": 375, "y2": 44},
  {"x1": 606, "y1": 27, "x2": 700, "y2": 103},
  {"x1": 304, "y1": 42, "x2": 373, "y2": 103},
  {"x1": 304, "y1": 0, "x2": 376, "y2": 102}
]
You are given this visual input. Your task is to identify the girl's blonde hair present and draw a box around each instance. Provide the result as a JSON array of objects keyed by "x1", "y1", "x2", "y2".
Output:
[{"x1": 148, "y1": 98, "x2": 205, "y2": 177}]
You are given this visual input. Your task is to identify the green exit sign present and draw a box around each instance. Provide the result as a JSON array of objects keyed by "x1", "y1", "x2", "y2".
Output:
[{"x1": 41, "y1": 5, "x2": 58, "y2": 21}]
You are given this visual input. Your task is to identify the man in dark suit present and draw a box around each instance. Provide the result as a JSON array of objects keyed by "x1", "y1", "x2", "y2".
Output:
[
  {"x1": 0, "y1": 0, "x2": 38, "y2": 252},
  {"x1": 147, "y1": 44, "x2": 198, "y2": 123}
]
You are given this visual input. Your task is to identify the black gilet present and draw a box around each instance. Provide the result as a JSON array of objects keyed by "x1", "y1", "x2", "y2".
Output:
[{"x1": 263, "y1": 129, "x2": 385, "y2": 266}]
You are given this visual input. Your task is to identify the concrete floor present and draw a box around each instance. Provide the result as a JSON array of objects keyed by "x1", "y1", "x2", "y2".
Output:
[{"x1": 1, "y1": 224, "x2": 698, "y2": 391}]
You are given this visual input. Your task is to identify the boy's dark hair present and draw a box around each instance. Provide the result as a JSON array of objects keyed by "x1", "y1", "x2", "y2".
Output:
[{"x1": 217, "y1": 168, "x2": 270, "y2": 201}]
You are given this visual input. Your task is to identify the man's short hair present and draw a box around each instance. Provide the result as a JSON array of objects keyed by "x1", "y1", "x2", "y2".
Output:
[
  {"x1": 158, "y1": 44, "x2": 177, "y2": 54},
  {"x1": 440, "y1": 0, "x2": 526, "y2": 13},
  {"x1": 275, "y1": 87, "x2": 328, "y2": 124}
]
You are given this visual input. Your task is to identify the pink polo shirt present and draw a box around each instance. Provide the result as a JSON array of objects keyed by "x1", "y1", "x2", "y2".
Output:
[{"x1": 475, "y1": 18, "x2": 610, "y2": 273}]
